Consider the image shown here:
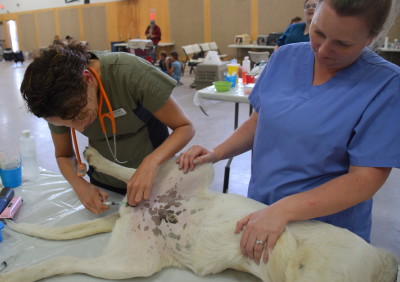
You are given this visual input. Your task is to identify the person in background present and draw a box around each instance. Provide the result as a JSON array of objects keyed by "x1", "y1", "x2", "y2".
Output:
[
  {"x1": 275, "y1": 0, "x2": 317, "y2": 49},
  {"x1": 168, "y1": 51, "x2": 183, "y2": 86},
  {"x1": 158, "y1": 51, "x2": 170, "y2": 73},
  {"x1": 20, "y1": 42, "x2": 194, "y2": 214},
  {"x1": 145, "y1": 20, "x2": 162, "y2": 63},
  {"x1": 53, "y1": 35, "x2": 62, "y2": 46},
  {"x1": 177, "y1": 0, "x2": 399, "y2": 265},
  {"x1": 65, "y1": 35, "x2": 76, "y2": 45}
]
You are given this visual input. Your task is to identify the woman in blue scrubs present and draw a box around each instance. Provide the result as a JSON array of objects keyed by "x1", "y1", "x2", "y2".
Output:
[{"x1": 178, "y1": 0, "x2": 399, "y2": 264}]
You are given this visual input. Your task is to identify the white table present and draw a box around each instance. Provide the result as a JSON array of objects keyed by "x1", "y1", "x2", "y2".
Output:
[
  {"x1": 227, "y1": 44, "x2": 275, "y2": 60},
  {"x1": 194, "y1": 82, "x2": 252, "y2": 193},
  {"x1": 0, "y1": 170, "x2": 260, "y2": 282},
  {"x1": 112, "y1": 42, "x2": 175, "y2": 60}
]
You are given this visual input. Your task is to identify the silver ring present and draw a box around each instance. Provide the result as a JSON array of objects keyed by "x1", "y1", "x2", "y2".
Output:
[{"x1": 255, "y1": 240, "x2": 264, "y2": 245}]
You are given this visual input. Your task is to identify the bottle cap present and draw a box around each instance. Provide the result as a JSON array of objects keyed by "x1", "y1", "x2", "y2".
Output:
[{"x1": 22, "y1": 130, "x2": 30, "y2": 138}]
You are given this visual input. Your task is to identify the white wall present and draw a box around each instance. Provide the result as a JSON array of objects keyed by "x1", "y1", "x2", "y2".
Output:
[{"x1": 0, "y1": 0, "x2": 122, "y2": 14}]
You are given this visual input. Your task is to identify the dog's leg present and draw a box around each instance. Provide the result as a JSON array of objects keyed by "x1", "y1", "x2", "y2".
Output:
[
  {"x1": 0, "y1": 253, "x2": 169, "y2": 282},
  {"x1": 84, "y1": 147, "x2": 135, "y2": 183},
  {"x1": 6, "y1": 213, "x2": 119, "y2": 240}
]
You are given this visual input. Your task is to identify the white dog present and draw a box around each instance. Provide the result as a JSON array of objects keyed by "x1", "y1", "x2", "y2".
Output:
[{"x1": 0, "y1": 147, "x2": 398, "y2": 282}]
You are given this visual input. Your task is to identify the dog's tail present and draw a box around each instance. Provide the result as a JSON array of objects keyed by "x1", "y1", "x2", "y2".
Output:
[
  {"x1": 6, "y1": 213, "x2": 119, "y2": 240},
  {"x1": 374, "y1": 248, "x2": 399, "y2": 282}
]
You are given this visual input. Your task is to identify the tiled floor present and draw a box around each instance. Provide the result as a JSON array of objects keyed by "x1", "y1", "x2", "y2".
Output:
[{"x1": 0, "y1": 58, "x2": 399, "y2": 259}]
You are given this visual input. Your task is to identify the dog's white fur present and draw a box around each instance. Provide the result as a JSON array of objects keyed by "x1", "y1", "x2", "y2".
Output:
[{"x1": 0, "y1": 147, "x2": 398, "y2": 282}]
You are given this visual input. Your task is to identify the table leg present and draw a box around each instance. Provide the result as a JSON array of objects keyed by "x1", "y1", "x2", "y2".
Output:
[{"x1": 223, "y1": 103, "x2": 240, "y2": 193}]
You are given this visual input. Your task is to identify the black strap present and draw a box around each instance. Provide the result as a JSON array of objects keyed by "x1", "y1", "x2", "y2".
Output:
[{"x1": 133, "y1": 105, "x2": 169, "y2": 149}]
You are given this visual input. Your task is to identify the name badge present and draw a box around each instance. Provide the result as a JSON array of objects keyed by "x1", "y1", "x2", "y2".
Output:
[{"x1": 113, "y1": 108, "x2": 127, "y2": 118}]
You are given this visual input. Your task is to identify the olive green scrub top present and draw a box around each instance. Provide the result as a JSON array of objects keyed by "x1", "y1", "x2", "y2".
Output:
[{"x1": 49, "y1": 51, "x2": 177, "y2": 188}]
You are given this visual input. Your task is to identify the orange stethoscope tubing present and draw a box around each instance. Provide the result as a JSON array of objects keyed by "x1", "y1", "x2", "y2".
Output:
[{"x1": 71, "y1": 66, "x2": 117, "y2": 177}]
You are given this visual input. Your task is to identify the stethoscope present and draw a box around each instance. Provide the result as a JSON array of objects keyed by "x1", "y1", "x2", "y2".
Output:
[{"x1": 71, "y1": 66, "x2": 125, "y2": 177}]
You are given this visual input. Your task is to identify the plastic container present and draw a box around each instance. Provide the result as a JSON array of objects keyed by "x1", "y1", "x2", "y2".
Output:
[
  {"x1": 213, "y1": 81, "x2": 232, "y2": 92},
  {"x1": 194, "y1": 63, "x2": 228, "y2": 90},
  {"x1": 227, "y1": 64, "x2": 240, "y2": 76},
  {"x1": 242, "y1": 56, "x2": 251, "y2": 84},
  {"x1": 0, "y1": 166, "x2": 22, "y2": 188},
  {"x1": 0, "y1": 222, "x2": 4, "y2": 242},
  {"x1": 225, "y1": 75, "x2": 237, "y2": 87},
  {"x1": 20, "y1": 130, "x2": 39, "y2": 181}
]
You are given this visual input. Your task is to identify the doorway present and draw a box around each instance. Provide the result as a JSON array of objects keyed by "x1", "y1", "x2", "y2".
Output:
[{"x1": 7, "y1": 20, "x2": 19, "y2": 52}]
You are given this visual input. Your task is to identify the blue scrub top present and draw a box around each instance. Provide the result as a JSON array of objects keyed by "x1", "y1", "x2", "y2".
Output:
[
  {"x1": 277, "y1": 23, "x2": 309, "y2": 46},
  {"x1": 248, "y1": 42, "x2": 400, "y2": 241}
]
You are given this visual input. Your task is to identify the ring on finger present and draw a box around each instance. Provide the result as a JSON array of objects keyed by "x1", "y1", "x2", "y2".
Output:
[{"x1": 255, "y1": 239, "x2": 264, "y2": 245}]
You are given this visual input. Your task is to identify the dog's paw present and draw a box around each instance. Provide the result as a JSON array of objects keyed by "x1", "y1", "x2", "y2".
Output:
[{"x1": 83, "y1": 146, "x2": 101, "y2": 167}]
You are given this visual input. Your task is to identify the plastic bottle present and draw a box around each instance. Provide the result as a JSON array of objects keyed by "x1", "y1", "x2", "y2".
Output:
[
  {"x1": 394, "y1": 38, "x2": 399, "y2": 49},
  {"x1": 242, "y1": 56, "x2": 251, "y2": 84},
  {"x1": 20, "y1": 130, "x2": 39, "y2": 181}
]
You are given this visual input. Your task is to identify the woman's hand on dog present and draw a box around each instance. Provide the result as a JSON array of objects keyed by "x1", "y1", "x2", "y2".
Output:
[
  {"x1": 176, "y1": 145, "x2": 218, "y2": 173},
  {"x1": 75, "y1": 182, "x2": 109, "y2": 214},
  {"x1": 126, "y1": 156, "x2": 159, "y2": 206},
  {"x1": 235, "y1": 205, "x2": 288, "y2": 264}
]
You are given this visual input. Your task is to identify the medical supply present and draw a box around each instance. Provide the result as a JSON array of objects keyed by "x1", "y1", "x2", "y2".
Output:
[
  {"x1": 20, "y1": 130, "x2": 39, "y2": 181},
  {"x1": 71, "y1": 66, "x2": 126, "y2": 177},
  {"x1": 0, "y1": 254, "x2": 20, "y2": 271},
  {"x1": 241, "y1": 56, "x2": 251, "y2": 84},
  {"x1": 104, "y1": 201, "x2": 127, "y2": 206},
  {"x1": 0, "y1": 187, "x2": 14, "y2": 214},
  {"x1": 0, "y1": 195, "x2": 23, "y2": 219}
]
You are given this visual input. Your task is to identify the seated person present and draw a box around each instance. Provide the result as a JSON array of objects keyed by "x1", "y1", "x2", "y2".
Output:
[
  {"x1": 275, "y1": 0, "x2": 316, "y2": 49},
  {"x1": 167, "y1": 51, "x2": 183, "y2": 85},
  {"x1": 290, "y1": 16, "x2": 302, "y2": 25},
  {"x1": 158, "y1": 51, "x2": 170, "y2": 73}
]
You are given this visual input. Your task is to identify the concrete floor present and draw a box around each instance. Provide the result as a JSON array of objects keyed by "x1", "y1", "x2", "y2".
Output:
[{"x1": 0, "y1": 58, "x2": 399, "y2": 259}]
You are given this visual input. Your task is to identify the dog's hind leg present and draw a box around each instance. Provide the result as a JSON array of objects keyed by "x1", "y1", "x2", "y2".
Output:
[
  {"x1": 5, "y1": 213, "x2": 119, "y2": 240},
  {"x1": 0, "y1": 253, "x2": 170, "y2": 282}
]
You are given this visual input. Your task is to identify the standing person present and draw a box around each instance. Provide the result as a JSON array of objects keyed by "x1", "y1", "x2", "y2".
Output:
[
  {"x1": 275, "y1": 0, "x2": 317, "y2": 49},
  {"x1": 20, "y1": 43, "x2": 194, "y2": 214},
  {"x1": 145, "y1": 20, "x2": 162, "y2": 63},
  {"x1": 177, "y1": 0, "x2": 400, "y2": 265},
  {"x1": 167, "y1": 51, "x2": 183, "y2": 85}
]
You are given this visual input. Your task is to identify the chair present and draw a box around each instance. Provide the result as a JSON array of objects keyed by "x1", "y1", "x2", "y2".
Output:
[
  {"x1": 248, "y1": 51, "x2": 270, "y2": 66},
  {"x1": 199, "y1": 43, "x2": 211, "y2": 53},
  {"x1": 181, "y1": 45, "x2": 204, "y2": 74},
  {"x1": 208, "y1": 41, "x2": 228, "y2": 59},
  {"x1": 191, "y1": 44, "x2": 203, "y2": 56}
]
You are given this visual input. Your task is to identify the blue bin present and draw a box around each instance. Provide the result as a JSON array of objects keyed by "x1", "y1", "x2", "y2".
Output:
[
  {"x1": 225, "y1": 75, "x2": 237, "y2": 87},
  {"x1": 0, "y1": 166, "x2": 22, "y2": 188}
]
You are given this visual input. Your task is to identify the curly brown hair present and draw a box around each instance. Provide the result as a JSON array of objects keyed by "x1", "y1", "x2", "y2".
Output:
[{"x1": 20, "y1": 42, "x2": 91, "y2": 119}]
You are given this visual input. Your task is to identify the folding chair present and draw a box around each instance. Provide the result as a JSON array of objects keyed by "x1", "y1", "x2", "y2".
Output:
[
  {"x1": 199, "y1": 43, "x2": 211, "y2": 54},
  {"x1": 182, "y1": 44, "x2": 204, "y2": 75},
  {"x1": 248, "y1": 51, "x2": 270, "y2": 66},
  {"x1": 208, "y1": 42, "x2": 228, "y2": 59}
]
